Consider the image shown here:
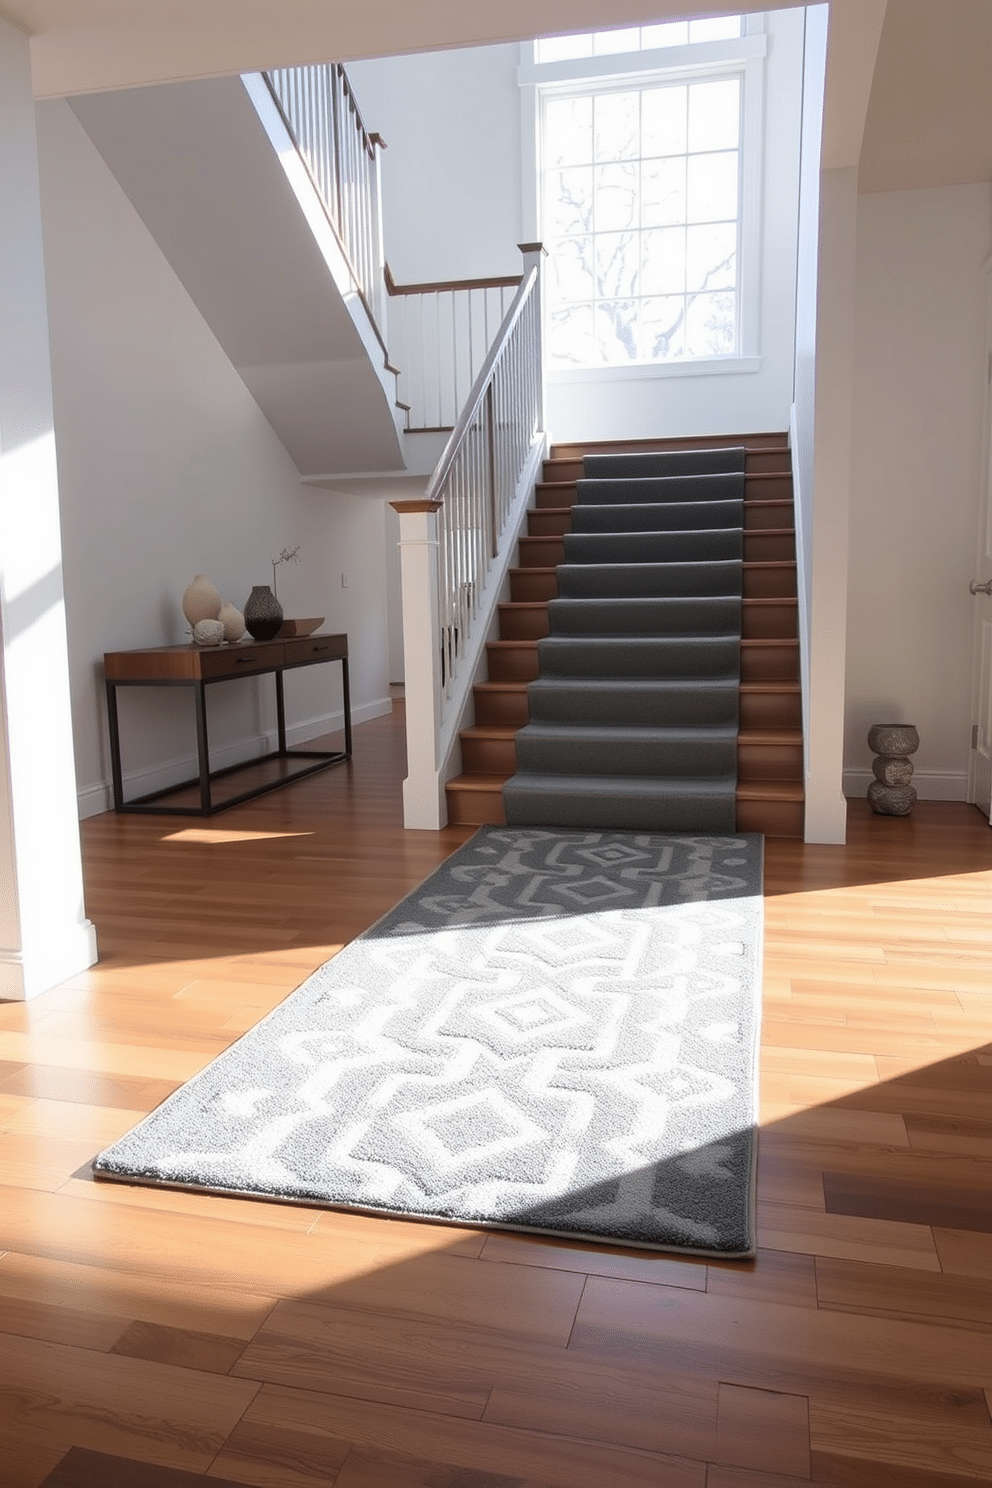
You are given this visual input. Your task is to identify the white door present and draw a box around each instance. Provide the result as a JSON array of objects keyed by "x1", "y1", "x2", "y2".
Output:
[{"x1": 969, "y1": 261, "x2": 992, "y2": 820}]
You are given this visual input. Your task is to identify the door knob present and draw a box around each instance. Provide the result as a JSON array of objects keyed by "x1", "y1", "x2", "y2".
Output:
[{"x1": 970, "y1": 578, "x2": 992, "y2": 595}]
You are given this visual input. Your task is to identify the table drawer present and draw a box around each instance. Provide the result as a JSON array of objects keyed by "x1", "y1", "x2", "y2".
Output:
[
  {"x1": 198, "y1": 641, "x2": 285, "y2": 678},
  {"x1": 283, "y1": 634, "x2": 347, "y2": 667}
]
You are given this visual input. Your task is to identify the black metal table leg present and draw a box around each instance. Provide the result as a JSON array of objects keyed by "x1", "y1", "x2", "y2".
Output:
[
  {"x1": 342, "y1": 656, "x2": 353, "y2": 758},
  {"x1": 275, "y1": 668, "x2": 288, "y2": 754},
  {"x1": 106, "y1": 680, "x2": 125, "y2": 811},
  {"x1": 193, "y1": 681, "x2": 212, "y2": 815}
]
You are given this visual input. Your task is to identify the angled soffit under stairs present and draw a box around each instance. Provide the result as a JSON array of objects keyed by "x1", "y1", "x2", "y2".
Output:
[{"x1": 70, "y1": 74, "x2": 405, "y2": 478}]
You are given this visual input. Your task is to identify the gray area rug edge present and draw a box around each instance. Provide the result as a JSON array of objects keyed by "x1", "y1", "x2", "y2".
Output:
[{"x1": 93, "y1": 827, "x2": 764, "y2": 1259}]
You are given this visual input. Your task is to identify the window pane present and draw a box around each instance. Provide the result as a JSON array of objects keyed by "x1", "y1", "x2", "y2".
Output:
[
  {"x1": 544, "y1": 96, "x2": 592, "y2": 167},
  {"x1": 546, "y1": 166, "x2": 594, "y2": 234},
  {"x1": 640, "y1": 21, "x2": 689, "y2": 49},
  {"x1": 594, "y1": 91, "x2": 639, "y2": 161},
  {"x1": 549, "y1": 303, "x2": 595, "y2": 365},
  {"x1": 536, "y1": 33, "x2": 593, "y2": 62},
  {"x1": 593, "y1": 27, "x2": 640, "y2": 54},
  {"x1": 688, "y1": 16, "x2": 743, "y2": 43},
  {"x1": 642, "y1": 157, "x2": 687, "y2": 227},
  {"x1": 642, "y1": 85, "x2": 687, "y2": 157},
  {"x1": 685, "y1": 289, "x2": 736, "y2": 355},
  {"x1": 688, "y1": 78, "x2": 740, "y2": 153},
  {"x1": 549, "y1": 236, "x2": 595, "y2": 301},
  {"x1": 641, "y1": 227, "x2": 685, "y2": 296},
  {"x1": 595, "y1": 300, "x2": 639, "y2": 362},
  {"x1": 641, "y1": 295, "x2": 686, "y2": 359},
  {"x1": 594, "y1": 161, "x2": 638, "y2": 230},
  {"x1": 595, "y1": 231, "x2": 639, "y2": 298},
  {"x1": 686, "y1": 151, "x2": 738, "y2": 223},
  {"x1": 686, "y1": 222, "x2": 736, "y2": 291}
]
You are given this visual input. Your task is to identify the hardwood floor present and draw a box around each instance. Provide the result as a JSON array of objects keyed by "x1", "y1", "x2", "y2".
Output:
[{"x1": 2, "y1": 703, "x2": 992, "y2": 1486}]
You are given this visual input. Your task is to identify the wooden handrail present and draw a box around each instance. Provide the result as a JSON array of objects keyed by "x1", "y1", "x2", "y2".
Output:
[{"x1": 385, "y1": 262, "x2": 523, "y2": 298}]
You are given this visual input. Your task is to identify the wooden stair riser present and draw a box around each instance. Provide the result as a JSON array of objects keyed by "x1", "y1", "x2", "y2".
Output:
[
  {"x1": 735, "y1": 796, "x2": 804, "y2": 837},
  {"x1": 543, "y1": 448, "x2": 792, "y2": 484},
  {"x1": 509, "y1": 568, "x2": 558, "y2": 603},
  {"x1": 742, "y1": 600, "x2": 798, "y2": 639},
  {"x1": 485, "y1": 639, "x2": 799, "y2": 684},
  {"x1": 472, "y1": 684, "x2": 529, "y2": 728},
  {"x1": 519, "y1": 532, "x2": 796, "y2": 564},
  {"x1": 534, "y1": 472, "x2": 792, "y2": 509},
  {"x1": 738, "y1": 738, "x2": 804, "y2": 782},
  {"x1": 462, "y1": 732, "x2": 803, "y2": 782},
  {"x1": 548, "y1": 431, "x2": 790, "y2": 462},
  {"x1": 447, "y1": 780, "x2": 806, "y2": 834},
  {"x1": 740, "y1": 686, "x2": 802, "y2": 729},
  {"x1": 461, "y1": 731, "x2": 517, "y2": 775},
  {"x1": 499, "y1": 597, "x2": 798, "y2": 641}
]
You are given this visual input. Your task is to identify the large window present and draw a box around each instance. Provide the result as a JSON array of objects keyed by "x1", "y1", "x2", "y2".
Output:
[{"x1": 526, "y1": 16, "x2": 760, "y2": 373}]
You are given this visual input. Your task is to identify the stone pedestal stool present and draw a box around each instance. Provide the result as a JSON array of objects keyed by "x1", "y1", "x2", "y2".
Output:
[{"x1": 867, "y1": 723, "x2": 919, "y2": 815}]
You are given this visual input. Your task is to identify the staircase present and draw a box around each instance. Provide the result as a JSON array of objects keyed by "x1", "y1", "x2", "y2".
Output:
[{"x1": 445, "y1": 432, "x2": 804, "y2": 839}]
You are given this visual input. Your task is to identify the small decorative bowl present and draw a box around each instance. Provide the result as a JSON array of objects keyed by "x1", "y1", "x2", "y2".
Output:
[{"x1": 278, "y1": 617, "x2": 325, "y2": 638}]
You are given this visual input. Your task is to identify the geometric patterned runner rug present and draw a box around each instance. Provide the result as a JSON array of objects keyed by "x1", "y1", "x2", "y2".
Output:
[{"x1": 93, "y1": 827, "x2": 763, "y2": 1257}]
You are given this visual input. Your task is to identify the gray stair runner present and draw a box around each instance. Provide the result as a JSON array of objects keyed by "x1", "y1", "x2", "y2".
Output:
[{"x1": 502, "y1": 447, "x2": 745, "y2": 832}]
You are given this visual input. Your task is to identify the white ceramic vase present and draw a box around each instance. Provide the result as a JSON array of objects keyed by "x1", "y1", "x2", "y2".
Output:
[
  {"x1": 217, "y1": 601, "x2": 247, "y2": 642},
  {"x1": 192, "y1": 618, "x2": 225, "y2": 646},
  {"x1": 182, "y1": 574, "x2": 222, "y2": 627}
]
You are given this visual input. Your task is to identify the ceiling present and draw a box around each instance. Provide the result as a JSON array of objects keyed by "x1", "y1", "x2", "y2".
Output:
[
  {"x1": 859, "y1": 0, "x2": 992, "y2": 192},
  {"x1": 2, "y1": 0, "x2": 988, "y2": 193}
]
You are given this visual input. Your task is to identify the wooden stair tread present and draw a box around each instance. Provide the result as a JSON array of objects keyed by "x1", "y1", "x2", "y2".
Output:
[
  {"x1": 736, "y1": 780, "x2": 806, "y2": 801},
  {"x1": 549, "y1": 432, "x2": 790, "y2": 457},
  {"x1": 739, "y1": 727, "x2": 803, "y2": 743},
  {"x1": 460, "y1": 725, "x2": 518, "y2": 740},
  {"x1": 447, "y1": 772, "x2": 508, "y2": 792}
]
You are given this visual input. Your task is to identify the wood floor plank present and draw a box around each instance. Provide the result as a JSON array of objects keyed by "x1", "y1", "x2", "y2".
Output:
[
  {"x1": 757, "y1": 1201, "x2": 942, "y2": 1269},
  {"x1": 4, "y1": 715, "x2": 992, "y2": 1488},
  {"x1": 210, "y1": 1383, "x2": 707, "y2": 1488},
  {"x1": 0, "y1": 1333, "x2": 259, "y2": 1471},
  {"x1": 809, "y1": 1389, "x2": 992, "y2": 1484},
  {"x1": 815, "y1": 1256, "x2": 992, "y2": 1331},
  {"x1": 714, "y1": 1382, "x2": 810, "y2": 1477},
  {"x1": 822, "y1": 1170, "x2": 992, "y2": 1233},
  {"x1": 570, "y1": 1276, "x2": 992, "y2": 1390},
  {"x1": 38, "y1": 1447, "x2": 251, "y2": 1486},
  {"x1": 477, "y1": 1230, "x2": 708, "y2": 1289},
  {"x1": 0, "y1": 1249, "x2": 279, "y2": 1340}
]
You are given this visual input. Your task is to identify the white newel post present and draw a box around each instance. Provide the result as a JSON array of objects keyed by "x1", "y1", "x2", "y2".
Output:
[
  {"x1": 392, "y1": 499, "x2": 447, "y2": 830},
  {"x1": 0, "y1": 17, "x2": 98, "y2": 999}
]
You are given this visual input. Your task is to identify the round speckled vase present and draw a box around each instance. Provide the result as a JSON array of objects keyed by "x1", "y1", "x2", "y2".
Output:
[
  {"x1": 243, "y1": 585, "x2": 283, "y2": 642},
  {"x1": 867, "y1": 723, "x2": 919, "y2": 815}
]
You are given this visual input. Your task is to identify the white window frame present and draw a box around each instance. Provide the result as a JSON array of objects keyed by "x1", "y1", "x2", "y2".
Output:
[{"x1": 518, "y1": 18, "x2": 766, "y2": 382}]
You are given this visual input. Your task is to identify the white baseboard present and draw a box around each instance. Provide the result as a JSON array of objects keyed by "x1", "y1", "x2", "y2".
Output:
[
  {"x1": 77, "y1": 696, "x2": 392, "y2": 819},
  {"x1": 842, "y1": 768, "x2": 969, "y2": 802}
]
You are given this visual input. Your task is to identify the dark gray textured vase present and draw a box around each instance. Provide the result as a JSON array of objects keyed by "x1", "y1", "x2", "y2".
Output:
[{"x1": 243, "y1": 584, "x2": 283, "y2": 641}]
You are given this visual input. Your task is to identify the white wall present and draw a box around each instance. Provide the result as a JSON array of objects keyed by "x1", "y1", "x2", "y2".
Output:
[
  {"x1": 844, "y1": 181, "x2": 992, "y2": 800},
  {"x1": 547, "y1": 8, "x2": 807, "y2": 442},
  {"x1": 36, "y1": 99, "x2": 392, "y2": 817},
  {"x1": 353, "y1": 13, "x2": 806, "y2": 444},
  {"x1": 348, "y1": 45, "x2": 524, "y2": 286}
]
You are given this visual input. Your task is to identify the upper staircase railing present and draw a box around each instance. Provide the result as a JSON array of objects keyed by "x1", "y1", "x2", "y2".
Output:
[
  {"x1": 385, "y1": 265, "x2": 522, "y2": 431},
  {"x1": 263, "y1": 63, "x2": 387, "y2": 336},
  {"x1": 392, "y1": 245, "x2": 547, "y2": 829}
]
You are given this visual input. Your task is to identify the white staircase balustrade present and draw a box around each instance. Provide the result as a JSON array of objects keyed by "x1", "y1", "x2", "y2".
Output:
[
  {"x1": 393, "y1": 245, "x2": 547, "y2": 830},
  {"x1": 386, "y1": 268, "x2": 521, "y2": 431},
  {"x1": 264, "y1": 63, "x2": 387, "y2": 337}
]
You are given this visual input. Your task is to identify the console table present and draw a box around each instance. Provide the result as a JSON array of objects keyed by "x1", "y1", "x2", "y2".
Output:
[{"x1": 104, "y1": 633, "x2": 351, "y2": 815}]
